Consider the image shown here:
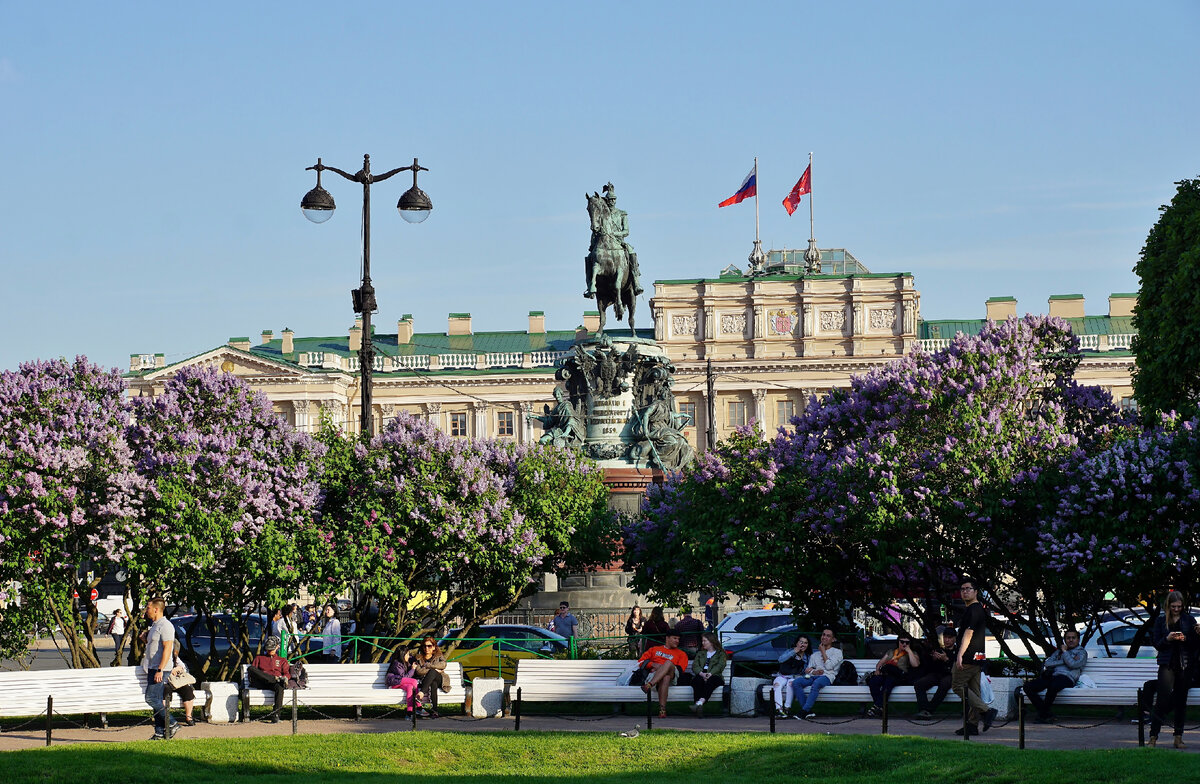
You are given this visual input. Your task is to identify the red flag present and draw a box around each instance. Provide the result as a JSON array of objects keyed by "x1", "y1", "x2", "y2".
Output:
[{"x1": 782, "y1": 165, "x2": 811, "y2": 215}]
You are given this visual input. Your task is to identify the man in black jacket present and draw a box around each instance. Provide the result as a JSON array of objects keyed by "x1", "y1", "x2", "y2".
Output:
[
  {"x1": 951, "y1": 580, "x2": 998, "y2": 735},
  {"x1": 913, "y1": 628, "x2": 957, "y2": 719}
]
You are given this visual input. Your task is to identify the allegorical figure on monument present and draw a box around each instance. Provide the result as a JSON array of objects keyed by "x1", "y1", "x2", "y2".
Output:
[
  {"x1": 584, "y1": 183, "x2": 643, "y2": 333},
  {"x1": 631, "y1": 375, "x2": 694, "y2": 472},
  {"x1": 529, "y1": 386, "x2": 585, "y2": 448}
]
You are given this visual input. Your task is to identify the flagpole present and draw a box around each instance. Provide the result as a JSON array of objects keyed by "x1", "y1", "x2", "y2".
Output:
[
  {"x1": 750, "y1": 157, "x2": 765, "y2": 274},
  {"x1": 808, "y1": 152, "x2": 814, "y2": 243}
]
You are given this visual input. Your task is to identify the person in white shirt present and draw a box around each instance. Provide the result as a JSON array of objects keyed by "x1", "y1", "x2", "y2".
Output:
[{"x1": 792, "y1": 627, "x2": 844, "y2": 719}]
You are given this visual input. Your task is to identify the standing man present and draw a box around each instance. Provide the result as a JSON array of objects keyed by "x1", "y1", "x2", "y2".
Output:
[
  {"x1": 1020, "y1": 630, "x2": 1087, "y2": 722},
  {"x1": 952, "y1": 579, "x2": 998, "y2": 736},
  {"x1": 913, "y1": 628, "x2": 957, "y2": 719},
  {"x1": 142, "y1": 597, "x2": 179, "y2": 740},
  {"x1": 674, "y1": 606, "x2": 704, "y2": 658},
  {"x1": 550, "y1": 601, "x2": 578, "y2": 643}
]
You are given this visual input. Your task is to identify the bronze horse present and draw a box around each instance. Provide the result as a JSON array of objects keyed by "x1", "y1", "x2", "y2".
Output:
[{"x1": 585, "y1": 192, "x2": 637, "y2": 334}]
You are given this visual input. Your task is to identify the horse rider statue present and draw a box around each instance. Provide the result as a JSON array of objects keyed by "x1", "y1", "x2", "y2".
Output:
[{"x1": 585, "y1": 183, "x2": 643, "y2": 299}]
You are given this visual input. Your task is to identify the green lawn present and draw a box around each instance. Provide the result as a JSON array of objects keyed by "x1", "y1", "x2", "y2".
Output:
[{"x1": 2, "y1": 731, "x2": 1193, "y2": 784}]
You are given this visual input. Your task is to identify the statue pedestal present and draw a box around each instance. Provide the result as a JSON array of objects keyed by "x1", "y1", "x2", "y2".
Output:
[{"x1": 603, "y1": 466, "x2": 663, "y2": 515}]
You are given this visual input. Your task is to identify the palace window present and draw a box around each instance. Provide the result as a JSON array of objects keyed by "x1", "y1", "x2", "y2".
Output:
[
  {"x1": 777, "y1": 399, "x2": 795, "y2": 427},
  {"x1": 728, "y1": 401, "x2": 747, "y2": 428},
  {"x1": 678, "y1": 402, "x2": 697, "y2": 428},
  {"x1": 450, "y1": 412, "x2": 468, "y2": 437},
  {"x1": 497, "y1": 410, "x2": 514, "y2": 437}
]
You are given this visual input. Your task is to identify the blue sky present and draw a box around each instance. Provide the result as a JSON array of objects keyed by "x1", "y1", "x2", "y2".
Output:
[{"x1": 1, "y1": 2, "x2": 1197, "y2": 371}]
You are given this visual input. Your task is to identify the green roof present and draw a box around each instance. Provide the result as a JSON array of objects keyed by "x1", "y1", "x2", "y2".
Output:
[
  {"x1": 448, "y1": 312, "x2": 471, "y2": 318},
  {"x1": 655, "y1": 272, "x2": 910, "y2": 285},
  {"x1": 1048, "y1": 294, "x2": 1084, "y2": 300},
  {"x1": 919, "y1": 315, "x2": 1135, "y2": 341},
  {"x1": 986, "y1": 296, "x2": 1016, "y2": 302},
  {"x1": 250, "y1": 327, "x2": 654, "y2": 362},
  {"x1": 1110, "y1": 292, "x2": 1137, "y2": 298}
]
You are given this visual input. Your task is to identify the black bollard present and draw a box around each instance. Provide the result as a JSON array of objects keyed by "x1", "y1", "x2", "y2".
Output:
[
  {"x1": 881, "y1": 698, "x2": 888, "y2": 735},
  {"x1": 962, "y1": 695, "x2": 969, "y2": 741},
  {"x1": 1017, "y1": 690, "x2": 1025, "y2": 750},
  {"x1": 292, "y1": 689, "x2": 298, "y2": 736},
  {"x1": 646, "y1": 688, "x2": 653, "y2": 730},
  {"x1": 46, "y1": 695, "x2": 52, "y2": 747},
  {"x1": 1137, "y1": 687, "x2": 1145, "y2": 747},
  {"x1": 513, "y1": 687, "x2": 521, "y2": 732},
  {"x1": 769, "y1": 703, "x2": 776, "y2": 734}
]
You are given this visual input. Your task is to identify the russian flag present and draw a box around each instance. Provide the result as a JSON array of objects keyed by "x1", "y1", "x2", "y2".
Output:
[{"x1": 718, "y1": 165, "x2": 757, "y2": 208}]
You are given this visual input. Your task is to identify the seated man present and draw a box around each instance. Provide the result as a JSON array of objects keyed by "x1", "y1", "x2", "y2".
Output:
[
  {"x1": 793, "y1": 627, "x2": 843, "y2": 719},
  {"x1": 249, "y1": 635, "x2": 291, "y2": 723},
  {"x1": 1017, "y1": 630, "x2": 1087, "y2": 722},
  {"x1": 636, "y1": 629, "x2": 689, "y2": 719},
  {"x1": 912, "y1": 628, "x2": 957, "y2": 719}
]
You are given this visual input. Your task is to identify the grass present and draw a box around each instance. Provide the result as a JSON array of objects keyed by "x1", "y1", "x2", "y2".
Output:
[{"x1": 2, "y1": 730, "x2": 1196, "y2": 784}]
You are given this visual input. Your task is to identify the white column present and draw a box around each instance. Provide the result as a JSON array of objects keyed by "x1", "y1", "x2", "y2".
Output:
[
  {"x1": 425, "y1": 402, "x2": 443, "y2": 432},
  {"x1": 752, "y1": 389, "x2": 767, "y2": 434},
  {"x1": 473, "y1": 403, "x2": 490, "y2": 438},
  {"x1": 519, "y1": 401, "x2": 535, "y2": 443},
  {"x1": 293, "y1": 400, "x2": 311, "y2": 432}
]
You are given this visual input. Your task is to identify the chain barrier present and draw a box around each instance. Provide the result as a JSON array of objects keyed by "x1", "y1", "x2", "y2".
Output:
[{"x1": 0, "y1": 712, "x2": 47, "y2": 733}]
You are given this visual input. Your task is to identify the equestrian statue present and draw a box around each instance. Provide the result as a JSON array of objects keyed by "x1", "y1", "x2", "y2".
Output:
[{"x1": 584, "y1": 183, "x2": 643, "y2": 334}]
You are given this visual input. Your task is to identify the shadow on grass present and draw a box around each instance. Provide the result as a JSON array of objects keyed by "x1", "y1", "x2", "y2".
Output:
[{"x1": 0, "y1": 730, "x2": 1193, "y2": 784}]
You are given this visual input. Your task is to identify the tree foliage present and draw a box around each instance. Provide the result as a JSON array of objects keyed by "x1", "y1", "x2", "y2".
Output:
[
  {"x1": 1132, "y1": 177, "x2": 1200, "y2": 418},
  {"x1": 626, "y1": 316, "x2": 1135, "y2": 656}
]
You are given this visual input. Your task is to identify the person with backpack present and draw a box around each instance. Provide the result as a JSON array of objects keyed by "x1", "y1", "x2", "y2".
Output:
[{"x1": 792, "y1": 627, "x2": 843, "y2": 719}]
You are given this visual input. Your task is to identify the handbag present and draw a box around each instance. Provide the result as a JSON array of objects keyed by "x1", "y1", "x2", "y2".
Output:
[{"x1": 168, "y1": 669, "x2": 196, "y2": 689}]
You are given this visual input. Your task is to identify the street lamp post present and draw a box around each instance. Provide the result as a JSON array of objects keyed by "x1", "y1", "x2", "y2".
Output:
[{"x1": 301, "y1": 154, "x2": 431, "y2": 436}]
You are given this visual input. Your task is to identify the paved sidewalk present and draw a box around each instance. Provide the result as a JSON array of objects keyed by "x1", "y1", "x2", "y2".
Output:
[{"x1": 0, "y1": 711, "x2": 1179, "y2": 752}]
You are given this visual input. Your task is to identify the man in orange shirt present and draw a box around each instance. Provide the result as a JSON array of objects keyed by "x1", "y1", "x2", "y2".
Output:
[{"x1": 637, "y1": 629, "x2": 689, "y2": 718}]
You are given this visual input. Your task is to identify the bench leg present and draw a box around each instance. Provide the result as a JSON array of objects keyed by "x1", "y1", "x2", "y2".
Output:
[
  {"x1": 354, "y1": 705, "x2": 362, "y2": 722},
  {"x1": 99, "y1": 712, "x2": 109, "y2": 729}
]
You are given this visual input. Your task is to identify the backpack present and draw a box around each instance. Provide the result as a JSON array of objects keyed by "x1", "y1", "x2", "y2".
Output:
[{"x1": 832, "y1": 660, "x2": 858, "y2": 686}]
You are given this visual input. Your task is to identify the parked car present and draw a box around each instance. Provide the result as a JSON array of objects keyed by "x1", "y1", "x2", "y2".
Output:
[
  {"x1": 722, "y1": 624, "x2": 864, "y2": 677},
  {"x1": 715, "y1": 609, "x2": 795, "y2": 646},
  {"x1": 171, "y1": 612, "x2": 269, "y2": 666},
  {"x1": 1077, "y1": 619, "x2": 1156, "y2": 659},
  {"x1": 984, "y1": 617, "x2": 1056, "y2": 660},
  {"x1": 439, "y1": 624, "x2": 568, "y2": 680}
]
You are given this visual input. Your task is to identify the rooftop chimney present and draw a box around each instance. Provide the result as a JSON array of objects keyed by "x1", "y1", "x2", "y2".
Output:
[
  {"x1": 281, "y1": 328, "x2": 294, "y2": 355},
  {"x1": 228, "y1": 337, "x2": 252, "y2": 351},
  {"x1": 261, "y1": 329, "x2": 274, "y2": 345},
  {"x1": 985, "y1": 296, "x2": 1017, "y2": 322},
  {"x1": 349, "y1": 324, "x2": 363, "y2": 352},
  {"x1": 528, "y1": 311, "x2": 546, "y2": 334},
  {"x1": 583, "y1": 310, "x2": 601, "y2": 333},
  {"x1": 398, "y1": 314, "x2": 414, "y2": 345},
  {"x1": 448, "y1": 313, "x2": 472, "y2": 336},
  {"x1": 1048, "y1": 294, "x2": 1085, "y2": 319},
  {"x1": 1109, "y1": 293, "x2": 1137, "y2": 318}
]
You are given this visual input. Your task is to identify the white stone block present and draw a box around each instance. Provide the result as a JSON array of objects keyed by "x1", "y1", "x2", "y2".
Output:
[
  {"x1": 731, "y1": 677, "x2": 769, "y2": 717},
  {"x1": 471, "y1": 678, "x2": 506, "y2": 718},
  {"x1": 989, "y1": 676, "x2": 1018, "y2": 719},
  {"x1": 203, "y1": 681, "x2": 241, "y2": 724}
]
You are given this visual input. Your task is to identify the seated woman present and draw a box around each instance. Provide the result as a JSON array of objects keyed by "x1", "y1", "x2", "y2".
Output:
[
  {"x1": 163, "y1": 647, "x2": 198, "y2": 726},
  {"x1": 771, "y1": 635, "x2": 811, "y2": 717},
  {"x1": 679, "y1": 632, "x2": 726, "y2": 717},
  {"x1": 386, "y1": 649, "x2": 420, "y2": 717},
  {"x1": 865, "y1": 634, "x2": 921, "y2": 717},
  {"x1": 412, "y1": 636, "x2": 448, "y2": 718}
]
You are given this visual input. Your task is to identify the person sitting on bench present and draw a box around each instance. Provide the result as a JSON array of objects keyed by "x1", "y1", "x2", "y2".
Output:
[
  {"x1": 636, "y1": 629, "x2": 689, "y2": 719},
  {"x1": 1019, "y1": 629, "x2": 1086, "y2": 723},
  {"x1": 249, "y1": 635, "x2": 291, "y2": 723}
]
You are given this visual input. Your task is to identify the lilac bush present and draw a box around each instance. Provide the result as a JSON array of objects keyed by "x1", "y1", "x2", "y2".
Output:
[
  {"x1": 626, "y1": 316, "x2": 1131, "y2": 644},
  {"x1": 0, "y1": 357, "x2": 141, "y2": 665},
  {"x1": 123, "y1": 366, "x2": 322, "y2": 676}
]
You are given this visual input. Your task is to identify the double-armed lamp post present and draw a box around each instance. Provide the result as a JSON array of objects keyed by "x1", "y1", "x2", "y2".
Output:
[{"x1": 301, "y1": 154, "x2": 432, "y2": 436}]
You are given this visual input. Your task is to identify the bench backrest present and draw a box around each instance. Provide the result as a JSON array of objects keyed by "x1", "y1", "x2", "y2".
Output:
[
  {"x1": 0, "y1": 666, "x2": 153, "y2": 718},
  {"x1": 240, "y1": 661, "x2": 464, "y2": 691},
  {"x1": 514, "y1": 659, "x2": 633, "y2": 686}
]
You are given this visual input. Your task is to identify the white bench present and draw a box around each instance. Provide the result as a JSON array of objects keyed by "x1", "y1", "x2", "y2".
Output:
[
  {"x1": 0, "y1": 666, "x2": 190, "y2": 728},
  {"x1": 1022, "y1": 659, "x2": 1154, "y2": 708},
  {"x1": 511, "y1": 659, "x2": 729, "y2": 725},
  {"x1": 225, "y1": 662, "x2": 466, "y2": 721},
  {"x1": 754, "y1": 658, "x2": 963, "y2": 713}
]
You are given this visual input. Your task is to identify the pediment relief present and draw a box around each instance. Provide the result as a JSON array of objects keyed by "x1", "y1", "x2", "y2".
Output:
[{"x1": 142, "y1": 347, "x2": 308, "y2": 381}]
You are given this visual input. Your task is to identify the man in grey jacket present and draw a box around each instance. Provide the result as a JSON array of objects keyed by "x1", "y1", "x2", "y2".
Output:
[{"x1": 1019, "y1": 630, "x2": 1087, "y2": 722}]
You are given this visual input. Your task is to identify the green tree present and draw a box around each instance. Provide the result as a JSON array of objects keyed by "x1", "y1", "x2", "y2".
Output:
[{"x1": 1132, "y1": 177, "x2": 1200, "y2": 418}]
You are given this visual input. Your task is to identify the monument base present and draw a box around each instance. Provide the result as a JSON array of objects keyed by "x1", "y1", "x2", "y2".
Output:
[{"x1": 603, "y1": 466, "x2": 664, "y2": 515}]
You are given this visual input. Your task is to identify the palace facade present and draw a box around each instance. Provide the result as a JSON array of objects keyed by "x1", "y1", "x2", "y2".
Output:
[{"x1": 126, "y1": 249, "x2": 1139, "y2": 447}]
